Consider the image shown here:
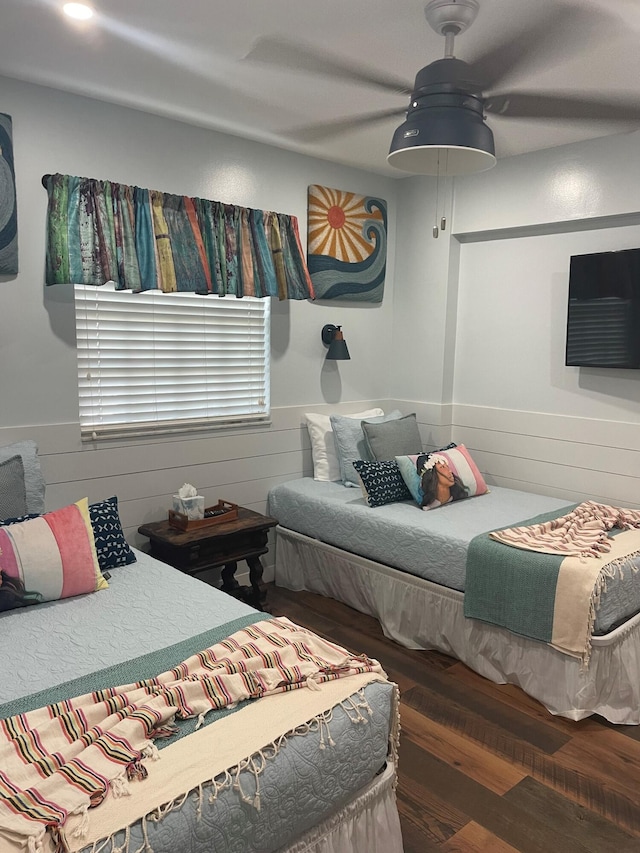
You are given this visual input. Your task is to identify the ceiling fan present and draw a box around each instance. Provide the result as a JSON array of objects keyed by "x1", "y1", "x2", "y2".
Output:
[{"x1": 246, "y1": 0, "x2": 640, "y2": 176}]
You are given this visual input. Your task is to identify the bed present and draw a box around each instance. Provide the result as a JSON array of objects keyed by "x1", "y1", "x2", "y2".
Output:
[
  {"x1": 0, "y1": 445, "x2": 403, "y2": 853},
  {"x1": 268, "y1": 477, "x2": 640, "y2": 725}
]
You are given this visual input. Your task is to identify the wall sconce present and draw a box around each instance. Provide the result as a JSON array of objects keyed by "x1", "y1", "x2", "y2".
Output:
[{"x1": 321, "y1": 324, "x2": 351, "y2": 361}]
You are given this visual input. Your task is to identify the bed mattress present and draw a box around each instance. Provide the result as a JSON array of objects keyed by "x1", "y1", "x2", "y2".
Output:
[
  {"x1": 0, "y1": 550, "x2": 395, "y2": 853},
  {"x1": 268, "y1": 478, "x2": 640, "y2": 635}
]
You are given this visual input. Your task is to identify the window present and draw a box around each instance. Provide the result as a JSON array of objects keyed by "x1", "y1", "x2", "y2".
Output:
[{"x1": 74, "y1": 284, "x2": 270, "y2": 440}]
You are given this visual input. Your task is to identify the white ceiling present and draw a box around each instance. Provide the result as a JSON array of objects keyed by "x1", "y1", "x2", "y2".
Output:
[{"x1": 2, "y1": 0, "x2": 640, "y2": 177}]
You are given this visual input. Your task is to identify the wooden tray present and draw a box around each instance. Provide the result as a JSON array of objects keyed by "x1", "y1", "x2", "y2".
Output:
[{"x1": 168, "y1": 499, "x2": 239, "y2": 531}]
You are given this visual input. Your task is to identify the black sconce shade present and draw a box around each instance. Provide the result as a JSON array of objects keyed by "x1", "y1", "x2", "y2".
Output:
[{"x1": 322, "y1": 324, "x2": 351, "y2": 360}]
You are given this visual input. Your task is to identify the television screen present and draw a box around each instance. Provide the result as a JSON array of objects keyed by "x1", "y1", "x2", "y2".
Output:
[{"x1": 566, "y1": 247, "x2": 640, "y2": 369}]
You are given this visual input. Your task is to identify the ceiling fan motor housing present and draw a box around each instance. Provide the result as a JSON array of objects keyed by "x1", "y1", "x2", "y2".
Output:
[
  {"x1": 415, "y1": 57, "x2": 481, "y2": 93},
  {"x1": 387, "y1": 59, "x2": 495, "y2": 175}
]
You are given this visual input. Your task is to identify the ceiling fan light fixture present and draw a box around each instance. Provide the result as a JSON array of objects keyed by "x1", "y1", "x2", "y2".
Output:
[
  {"x1": 387, "y1": 106, "x2": 496, "y2": 175},
  {"x1": 62, "y1": 2, "x2": 94, "y2": 20}
]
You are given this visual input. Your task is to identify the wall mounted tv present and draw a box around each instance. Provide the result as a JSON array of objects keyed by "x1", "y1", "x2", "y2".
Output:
[{"x1": 566, "y1": 247, "x2": 640, "y2": 369}]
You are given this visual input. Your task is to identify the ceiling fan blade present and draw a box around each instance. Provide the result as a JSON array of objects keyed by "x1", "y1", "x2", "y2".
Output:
[
  {"x1": 244, "y1": 36, "x2": 412, "y2": 96},
  {"x1": 465, "y1": 4, "x2": 604, "y2": 93},
  {"x1": 485, "y1": 92, "x2": 640, "y2": 122},
  {"x1": 286, "y1": 107, "x2": 407, "y2": 143}
]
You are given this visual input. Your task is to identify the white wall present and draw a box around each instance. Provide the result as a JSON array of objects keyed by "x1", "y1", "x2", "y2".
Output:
[
  {"x1": 442, "y1": 132, "x2": 640, "y2": 506},
  {"x1": 0, "y1": 75, "x2": 400, "y2": 576},
  {"x1": 0, "y1": 76, "x2": 399, "y2": 420},
  {"x1": 2, "y1": 72, "x2": 639, "y2": 567}
]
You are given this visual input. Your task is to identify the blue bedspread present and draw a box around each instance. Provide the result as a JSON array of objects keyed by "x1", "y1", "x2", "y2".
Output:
[
  {"x1": 2, "y1": 550, "x2": 394, "y2": 853},
  {"x1": 268, "y1": 479, "x2": 640, "y2": 634}
]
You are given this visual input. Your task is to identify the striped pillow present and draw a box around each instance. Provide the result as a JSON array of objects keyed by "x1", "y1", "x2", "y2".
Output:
[{"x1": 0, "y1": 498, "x2": 107, "y2": 613}]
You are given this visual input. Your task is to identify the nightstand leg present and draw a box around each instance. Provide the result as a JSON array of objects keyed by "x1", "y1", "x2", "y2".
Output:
[
  {"x1": 220, "y1": 562, "x2": 239, "y2": 593},
  {"x1": 246, "y1": 555, "x2": 267, "y2": 608}
]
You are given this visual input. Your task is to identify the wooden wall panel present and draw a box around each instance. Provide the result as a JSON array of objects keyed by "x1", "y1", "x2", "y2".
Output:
[
  {"x1": 452, "y1": 405, "x2": 640, "y2": 453},
  {"x1": 3, "y1": 397, "x2": 637, "y2": 589},
  {"x1": 0, "y1": 402, "x2": 384, "y2": 581},
  {"x1": 402, "y1": 401, "x2": 639, "y2": 509}
]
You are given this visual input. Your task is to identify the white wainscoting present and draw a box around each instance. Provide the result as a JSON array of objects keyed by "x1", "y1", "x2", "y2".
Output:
[
  {"x1": 0, "y1": 401, "x2": 387, "y2": 584},
  {"x1": 3, "y1": 399, "x2": 636, "y2": 589},
  {"x1": 395, "y1": 400, "x2": 640, "y2": 510}
]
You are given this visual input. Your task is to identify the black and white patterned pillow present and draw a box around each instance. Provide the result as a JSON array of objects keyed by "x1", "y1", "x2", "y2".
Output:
[
  {"x1": 352, "y1": 460, "x2": 412, "y2": 508},
  {"x1": 89, "y1": 496, "x2": 137, "y2": 571}
]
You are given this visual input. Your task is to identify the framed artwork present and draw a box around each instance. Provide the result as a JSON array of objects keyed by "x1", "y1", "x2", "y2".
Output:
[
  {"x1": 0, "y1": 114, "x2": 18, "y2": 275},
  {"x1": 307, "y1": 185, "x2": 387, "y2": 302}
]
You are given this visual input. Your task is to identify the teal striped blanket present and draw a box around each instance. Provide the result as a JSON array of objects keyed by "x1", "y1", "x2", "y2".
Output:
[{"x1": 464, "y1": 503, "x2": 640, "y2": 663}]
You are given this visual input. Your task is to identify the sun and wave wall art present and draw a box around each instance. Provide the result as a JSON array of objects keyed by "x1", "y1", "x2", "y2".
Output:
[{"x1": 307, "y1": 185, "x2": 387, "y2": 302}]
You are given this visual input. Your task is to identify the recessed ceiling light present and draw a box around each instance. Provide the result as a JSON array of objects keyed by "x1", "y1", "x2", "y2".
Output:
[{"x1": 63, "y1": 3, "x2": 94, "y2": 20}]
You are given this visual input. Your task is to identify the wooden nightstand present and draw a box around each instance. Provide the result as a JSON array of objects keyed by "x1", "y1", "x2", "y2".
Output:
[{"x1": 138, "y1": 507, "x2": 278, "y2": 611}]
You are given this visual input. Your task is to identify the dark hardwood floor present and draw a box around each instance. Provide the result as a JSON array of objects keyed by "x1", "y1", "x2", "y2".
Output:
[{"x1": 265, "y1": 583, "x2": 640, "y2": 853}]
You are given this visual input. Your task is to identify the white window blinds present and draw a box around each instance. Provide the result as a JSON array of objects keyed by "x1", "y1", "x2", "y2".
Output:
[{"x1": 74, "y1": 284, "x2": 270, "y2": 439}]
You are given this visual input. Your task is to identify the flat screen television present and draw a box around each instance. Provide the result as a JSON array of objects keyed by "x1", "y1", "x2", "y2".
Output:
[{"x1": 565, "y1": 247, "x2": 640, "y2": 369}]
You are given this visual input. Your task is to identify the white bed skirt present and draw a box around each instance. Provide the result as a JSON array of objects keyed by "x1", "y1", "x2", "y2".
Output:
[
  {"x1": 275, "y1": 525, "x2": 640, "y2": 725},
  {"x1": 279, "y1": 760, "x2": 403, "y2": 853}
]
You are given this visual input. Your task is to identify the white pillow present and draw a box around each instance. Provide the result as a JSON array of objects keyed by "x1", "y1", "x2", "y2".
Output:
[{"x1": 304, "y1": 409, "x2": 384, "y2": 482}]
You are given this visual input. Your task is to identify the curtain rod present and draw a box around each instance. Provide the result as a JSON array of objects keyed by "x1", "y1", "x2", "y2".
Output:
[{"x1": 41, "y1": 174, "x2": 51, "y2": 188}]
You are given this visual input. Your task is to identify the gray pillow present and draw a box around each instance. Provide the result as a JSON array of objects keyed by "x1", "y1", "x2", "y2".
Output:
[
  {"x1": 0, "y1": 440, "x2": 46, "y2": 514},
  {"x1": 0, "y1": 455, "x2": 28, "y2": 520},
  {"x1": 330, "y1": 410, "x2": 403, "y2": 487},
  {"x1": 362, "y1": 413, "x2": 422, "y2": 461}
]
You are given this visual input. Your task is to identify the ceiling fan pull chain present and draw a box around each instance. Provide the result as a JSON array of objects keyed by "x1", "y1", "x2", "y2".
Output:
[
  {"x1": 433, "y1": 155, "x2": 441, "y2": 238},
  {"x1": 440, "y1": 155, "x2": 449, "y2": 232}
]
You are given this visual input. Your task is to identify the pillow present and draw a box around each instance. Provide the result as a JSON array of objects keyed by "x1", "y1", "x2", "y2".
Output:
[
  {"x1": 330, "y1": 410, "x2": 403, "y2": 487},
  {"x1": 0, "y1": 498, "x2": 108, "y2": 613},
  {"x1": 1, "y1": 496, "x2": 137, "y2": 575},
  {"x1": 361, "y1": 413, "x2": 422, "y2": 461},
  {"x1": 89, "y1": 496, "x2": 137, "y2": 571},
  {"x1": 0, "y1": 455, "x2": 28, "y2": 520},
  {"x1": 396, "y1": 444, "x2": 488, "y2": 510},
  {"x1": 352, "y1": 460, "x2": 413, "y2": 508},
  {"x1": 0, "y1": 440, "x2": 45, "y2": 515},
  {"x1": 304, "y1": 409, "x2": 384, "y2": 482},
  {"x1": 394, "y1": 441, "x2": 458, "y2": 502}
]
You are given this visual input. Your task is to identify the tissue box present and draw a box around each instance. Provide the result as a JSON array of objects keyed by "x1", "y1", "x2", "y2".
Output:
[
  {"x1": 168, "y1": 500, "x2": 239, "y2": 531},
  {"x1": 172, "y1": 494, "x2": 205, "y2": 520}
]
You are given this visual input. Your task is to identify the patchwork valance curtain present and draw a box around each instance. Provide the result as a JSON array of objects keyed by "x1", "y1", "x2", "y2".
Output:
[{"x1": 43, "y1": 173, "x2": 315, "y2": 300}]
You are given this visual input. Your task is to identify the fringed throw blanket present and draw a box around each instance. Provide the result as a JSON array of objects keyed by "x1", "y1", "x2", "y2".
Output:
[
  {"x1": 464, "y1": 502, "x2": 640, "y2": 664},
  {"x1": 0, "y1": 617, "x2": 393, "y2": 853}
]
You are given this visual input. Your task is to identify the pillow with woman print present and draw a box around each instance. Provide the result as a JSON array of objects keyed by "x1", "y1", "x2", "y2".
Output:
[{"x1": 395, "y1": 444, "x2": 488, "y2": 510}]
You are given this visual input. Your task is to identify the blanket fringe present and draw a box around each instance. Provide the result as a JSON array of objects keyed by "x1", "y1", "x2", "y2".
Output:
[
  {"x1": 82, "y1": 686, "x2": 387, "y2": 853},
  {"x1": 584, "y1": 551, "x2": 640, "y2": 668},
  {"x1": 141, "y1": 742, "x2": 160, "y2": 762},
  {"x1": 87, "y1": 820, "x2": 153, "y2": 853},
  {"x1": 27, "y1": 836, "x2": 45, "y2": 853},
  {"x1": 71, "y1": 804, "x2": 90, "y2": 840},
  {"x1": 110, "y1": 774, "x2": 131, "y2": 799}
]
